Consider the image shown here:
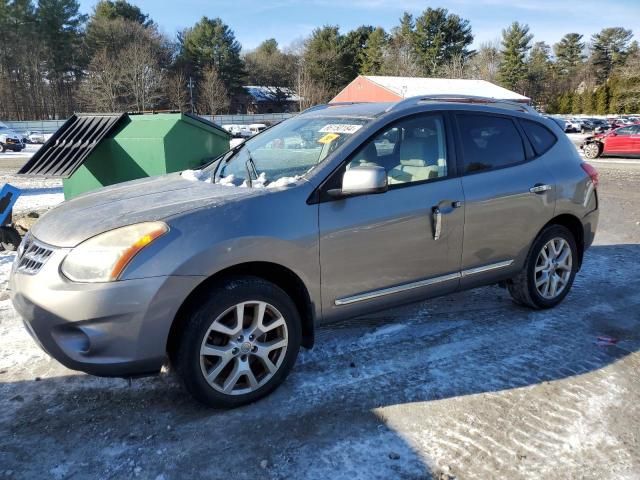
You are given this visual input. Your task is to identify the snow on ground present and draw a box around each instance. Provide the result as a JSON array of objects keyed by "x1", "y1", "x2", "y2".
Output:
[{"x1": 0, "y1": 143, "x2": 40, "y2": 161}]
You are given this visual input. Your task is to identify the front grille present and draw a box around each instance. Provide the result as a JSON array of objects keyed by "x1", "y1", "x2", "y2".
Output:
[{"x1": 15, "y1": 235, "x2": 55, "y2": 275}]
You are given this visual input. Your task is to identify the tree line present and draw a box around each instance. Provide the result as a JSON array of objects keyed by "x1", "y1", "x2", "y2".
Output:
[{"x1": 0, "y1": 0, "x2": 638, "y2": 120}]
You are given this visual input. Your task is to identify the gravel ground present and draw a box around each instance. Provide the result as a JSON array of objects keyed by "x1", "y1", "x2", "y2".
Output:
[{"x1": 0, "y1": 158, "x2": 639, "y2": 479}]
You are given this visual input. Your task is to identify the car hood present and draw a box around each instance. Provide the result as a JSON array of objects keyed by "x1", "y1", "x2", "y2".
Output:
[{"x1": 31, "y1": 173, "x2": 262, "y2": 247}]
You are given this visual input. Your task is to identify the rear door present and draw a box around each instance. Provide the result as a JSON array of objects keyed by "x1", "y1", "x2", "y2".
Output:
[
  {"x1": 318, "y1": 113, "x2": 464, "y2": 321},
  {"x1": 454, "y1": 113, "x2": 556, "y2": 286}
]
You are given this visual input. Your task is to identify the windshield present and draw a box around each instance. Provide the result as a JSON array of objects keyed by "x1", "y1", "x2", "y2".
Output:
[{"x1": 211, "y1": 116, "x2": 370, "y2": 187}]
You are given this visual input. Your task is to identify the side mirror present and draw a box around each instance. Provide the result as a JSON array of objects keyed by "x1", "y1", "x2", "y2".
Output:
[{"x1": 328, "y1": 165, "x2": 388, "y2": 198}]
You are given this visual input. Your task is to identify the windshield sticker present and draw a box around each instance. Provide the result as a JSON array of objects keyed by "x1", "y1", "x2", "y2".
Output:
[
  {"x1": 318, "y1": 133, "x2": 340, "y2": 144},
  {"x1": 319, "y1": 124, "x2": 363, "y2": 134}
]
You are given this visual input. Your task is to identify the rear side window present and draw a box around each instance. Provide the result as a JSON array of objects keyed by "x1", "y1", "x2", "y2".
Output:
[
  {"x1": 457, "y1": 114, "x2": 526, "y2": 174},
  {"x1": 520, "y1": 119, "x2": 557, "y2": 155}
]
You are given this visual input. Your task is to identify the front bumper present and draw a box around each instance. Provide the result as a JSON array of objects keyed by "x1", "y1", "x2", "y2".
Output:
[{"x1": 10, "y1": 245, "x2": 203, "y2": 377}]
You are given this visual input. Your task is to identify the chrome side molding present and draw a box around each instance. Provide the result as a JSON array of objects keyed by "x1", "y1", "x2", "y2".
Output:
[
  {"x1": 334, "y1": 259, "x2": 514, "y2": 306},
  {"x1": 461, "y1": 259, "x2": 514, "y2": 277}
]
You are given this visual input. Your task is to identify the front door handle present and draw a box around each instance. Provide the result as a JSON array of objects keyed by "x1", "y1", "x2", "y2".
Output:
[
  {"x1": 530, "y1": 184, "x2": 552, "y2": 194},
  {"x1": 432, "y1": 207, "x2": 442, "y2": 240}
]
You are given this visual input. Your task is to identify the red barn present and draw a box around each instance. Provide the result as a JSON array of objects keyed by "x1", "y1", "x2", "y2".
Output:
[{"x1": 331, "y1": 75, "x2": 530, "y2": 104}]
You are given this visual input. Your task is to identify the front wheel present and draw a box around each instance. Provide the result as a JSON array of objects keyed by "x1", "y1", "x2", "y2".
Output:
[
  {"x1": 583, "y1": 142, "x2": 602, "y2": 159},
  {"x1": 507, "y1": 225, "x2": 578, "y2": 309},
  {"x1": 175, "y1": 276, "x2": 301, "y2": 408}
]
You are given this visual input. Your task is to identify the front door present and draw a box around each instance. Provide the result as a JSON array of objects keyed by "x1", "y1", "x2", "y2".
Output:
[{"x1": 318, "y1": 113, "x2": 464, "y2": 322}]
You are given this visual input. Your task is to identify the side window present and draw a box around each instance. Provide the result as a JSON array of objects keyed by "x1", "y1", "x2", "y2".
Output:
[
  {"x1": 615, "y1": 126, "x2": 634, "y2": 135},
  {"x1": 457, "y1": 114, "x2": 526, "y2": 173},
  {"x1": 520, "y1": 119, "x2": 557, "y2": 156},
  {"x1": 347, "y1": 115, "x2": 448, "y2": 186}
]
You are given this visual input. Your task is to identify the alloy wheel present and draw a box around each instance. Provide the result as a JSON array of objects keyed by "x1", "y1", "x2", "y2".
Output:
[
  {"x1": 534, "y1": 237, "x2": 573, "y2": 299},
  {"x1": 199, "y1": 301, "x2": 288, "y2": 395}
]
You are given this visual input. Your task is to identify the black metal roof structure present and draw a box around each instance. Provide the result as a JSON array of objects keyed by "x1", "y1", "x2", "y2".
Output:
[{"x1": 18, "y1": 113, "x2": 126, "y2": 178}]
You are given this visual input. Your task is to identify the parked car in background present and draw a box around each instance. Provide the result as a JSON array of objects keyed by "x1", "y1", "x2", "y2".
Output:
[
  {"x1": 576, "y1": 118, "x2": 608, "y2": 134},
  {"x1": 11, "y1": 96, "x2": 599, "y2": 408},
  {"x1": 248, "y1": 123, "x2": 268, "y2": 135},
  {"x1": 24, "y1": 130, "x2": 52, "y2": 144},
  {"x1": 222, "y1": 124, "x2": 252, "y2": 138},
  {"x1": 0, "y1": 126, "x2": 25, "y2": 152},
  {"x1": 564, "y1": 118, "x2": 582, "y2": 133},
  {"x1": 582, "y1": 123, "x2": 640, "y2": 159}
]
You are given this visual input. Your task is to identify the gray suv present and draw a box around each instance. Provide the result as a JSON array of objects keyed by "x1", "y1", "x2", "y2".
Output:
[{"x1": 10, "y1": 97, "x2": 599, "y2": 407}]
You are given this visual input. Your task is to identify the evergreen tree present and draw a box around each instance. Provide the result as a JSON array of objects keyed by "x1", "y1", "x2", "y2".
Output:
[
  {"x1": 595, "y1": 84, "x2": 610, "y2": 114},
  {"x1": 179, "y1": 17, "x2": 246, "y2": 94},
  {"x1": 413, "y1": 7, "x2": 473, "y2": 76},
  {"x1": 498, "y1": 22, "x2": 533, "y2": 92},
  {"x1": 92, "y1": 0, "x2": 151, "y2": 25},
  {"x1": 341, "y1": 25, "x2": 374, "y2": 79},
  {"x1": 590, "y1": 27, "x2": 633, "y2": 82},
  {"x1": 360, "y1": 27, "x2": 386, "y2": 75},
  {"x1": 554, "y1": 33, "x2": 585, "y2": 77},
  {"x1": 37, "y1": 0, "x2": 87, "y2": 115},
  {"x1": 526, "y1": 41, "x2": 552, "y2": 106},
  {"x1": 302, "y1": 26, "x2": 353, "y2": 96}
]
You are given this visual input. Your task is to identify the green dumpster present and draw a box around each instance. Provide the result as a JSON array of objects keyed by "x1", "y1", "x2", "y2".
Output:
[{"x1": 18, "y1": 113, "x2": 231, "y2": 199}]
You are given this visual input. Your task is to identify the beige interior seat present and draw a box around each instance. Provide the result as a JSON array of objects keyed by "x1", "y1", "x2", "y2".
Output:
[{"x1": 388, "y1": 137, "x2": 439, "y2": 184}]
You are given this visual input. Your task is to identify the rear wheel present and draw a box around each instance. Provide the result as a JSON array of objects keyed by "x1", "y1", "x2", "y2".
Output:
[
  {"x1": 175, "y1": 276, "x2": 301, "y2": 408},
  {"x1": 507, "y1": 225, "x2": 578, "y2": 309},
  {"x1": 583, "y1": 142, "x2": 602, "y2": 159}
]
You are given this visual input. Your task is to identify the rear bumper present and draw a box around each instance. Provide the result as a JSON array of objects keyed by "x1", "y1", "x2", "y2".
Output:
[{"x1": 10, "y1": 248, "x2": 203, "y2": 377}]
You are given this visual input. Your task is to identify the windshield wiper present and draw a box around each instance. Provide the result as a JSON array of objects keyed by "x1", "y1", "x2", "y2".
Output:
[{"x1": 245, "y1": 148, "x2": 259, "y2": 188}]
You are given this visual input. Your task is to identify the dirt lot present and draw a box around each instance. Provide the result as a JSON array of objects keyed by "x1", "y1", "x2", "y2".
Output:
[{"x1": 0, "y1": 161, "x2": 639, "y2": 479}]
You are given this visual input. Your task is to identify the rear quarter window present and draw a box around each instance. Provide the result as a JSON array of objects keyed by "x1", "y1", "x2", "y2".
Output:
[{"x1": 520, "y1": 119, "x2": 557, "y2": 156}]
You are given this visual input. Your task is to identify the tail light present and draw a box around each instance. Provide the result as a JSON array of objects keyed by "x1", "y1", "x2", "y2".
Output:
[{"x1": 581, "y1": 162, "x2": 599, "y2": 188}]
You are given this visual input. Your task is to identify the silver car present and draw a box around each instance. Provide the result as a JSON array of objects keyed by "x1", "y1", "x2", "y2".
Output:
[{"x1": 10, "y1": 97, "x2": 599, "y2": 408}]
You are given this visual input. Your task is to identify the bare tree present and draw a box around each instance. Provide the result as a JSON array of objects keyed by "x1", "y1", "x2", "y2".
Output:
[
  {"x1": 440, "y1": 53, "x2": 468, "y2": 79},
  {"x1": 79, "y1": 49, "x2": 122, "y2": 111},
  {"x1": 467, "y1": 40, "x2": 502, "y2": 83},
  {"x1": 165, "y1": 70, "x2": 189, "y2": 112},
  {"x1": 296, "y1": 57, "x2": 331, "y2": 109},
  {"x1": 120, "y1": 39, "x2": 165, "y2": 112},
  {"x1": 198, "y1": 66, "x2": 229, "y2": 114}
]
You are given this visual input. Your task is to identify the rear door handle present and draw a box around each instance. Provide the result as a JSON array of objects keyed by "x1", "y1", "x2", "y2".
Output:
[
  {"x1": 432, "y1": 207, "x2": 442, "y2": 240},
  {"x1": 530, "y1": 184, "x2": 552, "y2": 194}
]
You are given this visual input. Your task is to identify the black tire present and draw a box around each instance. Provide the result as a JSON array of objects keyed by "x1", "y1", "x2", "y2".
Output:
[
  {"x1": 583, "y1": 142, "x2": 602, "y2": 159},
  {"x1": 175, "y1": 276, "x2": 301, "y2": 408},
  {"x1": 0, "y1": 144, "x2": 6, "y2": 153},
  {"x1": 0, "y1": 226, "x2": 22, "y2": 251},
  {"x1": 507, "y1": 225, "x2": 578, "y2": 309}
]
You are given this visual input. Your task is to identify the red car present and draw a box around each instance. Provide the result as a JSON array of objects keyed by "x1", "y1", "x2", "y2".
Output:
[{"x1": 582, "y1": 123, "x2": 640, "y2": 159}]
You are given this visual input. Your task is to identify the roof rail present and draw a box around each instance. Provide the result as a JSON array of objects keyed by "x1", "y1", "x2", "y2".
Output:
[
  {"x1": 386, "y1": 95, "x2": 539, "y2": 115},
  {"x1": 301, "y1": 102, "x2": 367, "y2": 114}
]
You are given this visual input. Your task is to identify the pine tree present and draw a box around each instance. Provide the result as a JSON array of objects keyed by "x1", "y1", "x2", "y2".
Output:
[
  {"x1": 179, "y1": 17, "x2": 246, "y2": 94},
  {"x1": 413, "y1": 7, "x2": 473, "y2": 76},
  {"x1": 554, "y1": 33, "x2": 585, "y2": 77},
  {"x1": 590, "y1": 27, "x2": 633, "y2": 83},
  {"x1": 360, "y1": 27, "x2": 386, "y2": 75},
  {"x1": 498, "y1": 22, "x2": 533, "y2": 92},
  {"x1": 526, "y1": 41, "x2": 551, "y2": 106},
  {"x1": 595, "y1": 84, "x2": 610, "y2": 114}
]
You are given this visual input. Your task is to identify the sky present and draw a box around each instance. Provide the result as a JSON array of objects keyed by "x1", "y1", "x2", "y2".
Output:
[{"x1": 78, "y1": 0, "x2": 639, "y2": 52}]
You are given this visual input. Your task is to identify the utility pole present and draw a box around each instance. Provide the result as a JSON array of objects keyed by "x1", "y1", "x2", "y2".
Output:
[{"x1": 187, "y1": 77, "x2": 195, "y2": 113}]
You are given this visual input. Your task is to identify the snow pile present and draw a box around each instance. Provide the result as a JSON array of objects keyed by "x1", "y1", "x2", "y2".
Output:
[
  {"x1": 181, "y1": 169, "x2": 213, "y2": 183},
  {"x1": 181, "y1": 170, "x2": 301, "y2": 189}
]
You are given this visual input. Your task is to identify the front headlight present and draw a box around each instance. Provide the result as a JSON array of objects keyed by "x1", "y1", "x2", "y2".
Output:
[{"x1": 61, "y1": 222, "x2": 168, "y2": 282}]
